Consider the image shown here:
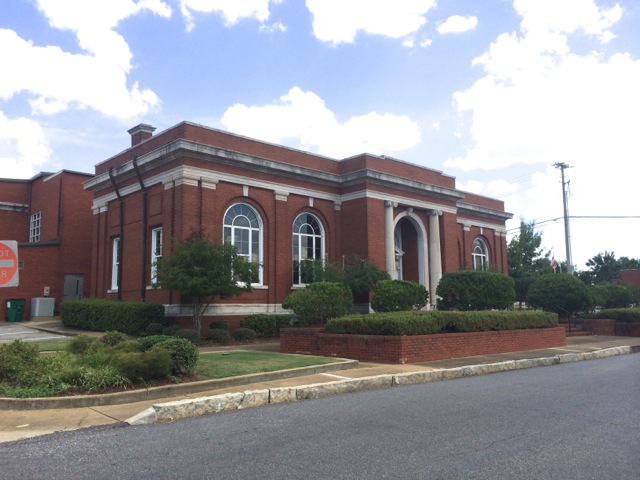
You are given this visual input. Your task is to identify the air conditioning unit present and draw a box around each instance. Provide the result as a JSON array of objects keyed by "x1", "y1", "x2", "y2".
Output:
[{"x1": 31, "y1": 297, "x2": 55, "y2": 317}]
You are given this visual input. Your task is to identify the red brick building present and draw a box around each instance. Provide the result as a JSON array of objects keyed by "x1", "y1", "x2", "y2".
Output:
[
  {"x1": 0, "y1": 171, "x2": 94, "y2": 320},
  {"x1": 84, "y1": 122, "x2": 512, "y2": 331}
]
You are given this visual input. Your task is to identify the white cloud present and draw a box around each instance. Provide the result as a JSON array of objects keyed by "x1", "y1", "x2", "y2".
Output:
[
  {"x1": 221, "y1": 87, "x2": 421, "y2": 158},
  {"x1": 0, "y1": 1, "x2": 170, "y2": 178},
  {"x1": 180, "y1": 0, "x2": 270, "y2": 30},
  {"x1": 0, "y1": 113, "x2": 52, "y2": 179},
  {"x1": 446, "y1": 0, "x2": 638, "y2": 267},
  {"x1": 0, "y1": 1, "x2": 170, "y2": 118},
  {"x1": 306, "y1": 0, "x2": 437, "y2": 44},
  {"x1": 514, "y1": 0, "x2": 622, "y2": 42},
  {"x1": 437, "y1": 15, "x2": 478, "y2": 35}
]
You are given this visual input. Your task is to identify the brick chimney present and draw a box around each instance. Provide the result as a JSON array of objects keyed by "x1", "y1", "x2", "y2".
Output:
[{"x1": 128, "y1": 123, "x2": 156, "y2": 146}]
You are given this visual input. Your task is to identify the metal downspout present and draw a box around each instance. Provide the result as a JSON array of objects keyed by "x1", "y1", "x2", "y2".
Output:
[
  {"x1": 108, "y1": 168, "x2": 123, "y2": 301},
  {"x1": 132, "y1": 156, "x2": 147, "y2": 302}
]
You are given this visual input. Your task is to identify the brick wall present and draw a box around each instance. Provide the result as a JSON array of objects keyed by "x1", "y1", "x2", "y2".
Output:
[
  {"x1": 574, "y1": 318, "x2": 640, "y2": 337},
  {"x1": 281, "y1": 327, "x2": 567, "y2": 364},
  {"x1": 0, "y1": 172, "x2": 93, "y2": 320}
]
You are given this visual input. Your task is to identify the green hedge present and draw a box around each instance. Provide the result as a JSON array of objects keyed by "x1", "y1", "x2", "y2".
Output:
[
  {"x1": 324, "y1": 310, "x2": 558, "y2": 336},
  {"x1": 240, "y1": 314, "x2": 294, "y2": 337},
  {"x1": 596, "y1": 308, "x2": 640, "y2": 323},
  {"x1": 60, "y1": 299, "x2": 165, "y2": 336},
  {"x1": 371, "y1": 280, "x2": 429, "y2": 312},
  {"x1": 436, "y1": 270, "x2": 515, "y2": 311}
]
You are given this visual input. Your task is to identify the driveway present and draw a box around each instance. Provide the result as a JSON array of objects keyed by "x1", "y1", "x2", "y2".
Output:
[{"x1": 0, "y1": 323, "x2": 67, "y2": 344}]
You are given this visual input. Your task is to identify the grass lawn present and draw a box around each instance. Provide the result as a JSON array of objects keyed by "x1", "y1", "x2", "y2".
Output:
[
  {"x1": 195, "y1": 351, "x2": 339, "y2": 379},
  {"x1": 35, "y1": 338, "x2": 70, "y2": 352}
]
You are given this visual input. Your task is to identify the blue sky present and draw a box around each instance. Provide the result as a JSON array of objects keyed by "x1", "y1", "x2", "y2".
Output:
[{"x1": 1, "y1": 0, "x2": 639, "y2": 270}]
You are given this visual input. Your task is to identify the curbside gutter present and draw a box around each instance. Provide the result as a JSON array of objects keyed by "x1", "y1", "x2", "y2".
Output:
[{"x1": 128, "y1": 345, "x2": 640, "y2": 426}]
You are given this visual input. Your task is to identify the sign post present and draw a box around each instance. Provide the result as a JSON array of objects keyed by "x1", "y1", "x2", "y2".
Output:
[{"x1": 0, "y1": 241, "x2": 19, "y2": 287}]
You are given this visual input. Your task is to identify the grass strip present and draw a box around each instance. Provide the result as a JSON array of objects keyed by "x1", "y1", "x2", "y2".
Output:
[{"x1": 195, "y1": 351, "x2": 337, "y2": 379}]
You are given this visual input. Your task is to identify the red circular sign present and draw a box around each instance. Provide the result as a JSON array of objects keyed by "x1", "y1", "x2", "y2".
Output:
[{"x1": 0, "y1": 242, "x2": 18, "y2": 287}]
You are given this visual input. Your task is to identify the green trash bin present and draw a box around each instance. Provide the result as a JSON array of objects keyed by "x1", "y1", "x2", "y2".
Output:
[{"x1": 6, "y1": 299, "x2": 26, "y2": 322}]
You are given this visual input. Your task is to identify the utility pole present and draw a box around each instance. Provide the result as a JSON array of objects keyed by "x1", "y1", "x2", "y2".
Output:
[{"x1": 553, "y1": 162, "x2": 573, "y2": 274}]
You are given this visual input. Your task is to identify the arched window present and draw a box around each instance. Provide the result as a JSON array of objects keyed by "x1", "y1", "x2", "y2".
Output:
[
  {"x1": 224, "y1": 203, "x2": 262, "y2": 284},
  {"x1": 292, "y1": 213, "x2": 324, "y2": 285},
  {"x1": 472, "y1": 238, "x2": 489, "y2": 271}
]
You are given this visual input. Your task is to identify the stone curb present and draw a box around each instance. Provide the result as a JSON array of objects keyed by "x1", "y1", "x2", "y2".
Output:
[
  {"x1": 128, "y1": 346, "x2": 638, "y2": 425},
  {"x1": 0, "y1": 359, "x2": 358, "y2": 411}
]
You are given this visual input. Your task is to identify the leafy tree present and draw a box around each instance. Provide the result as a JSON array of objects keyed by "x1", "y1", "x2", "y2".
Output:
[
  {"x1": 507, "y1": 219, "x2": 552, "y2": 305},
  {"x1": 507, "y1": 219, "x2": 552, "y2": 279},
  {"x1": 155, "y1": 233, "x2": 258, "y2": 333},
  {"x1": 527, "y1": 273, "x2": 589, "y2": 316},
  {"x1": 298, "y1": 255, "x2": 389, "y2": 298},
  {"x1": 339, "y1": 255, "x2": 390, "y2": 297},
  {"x1": 578, "y1": 251, "x2": 640, "y2": 285}
]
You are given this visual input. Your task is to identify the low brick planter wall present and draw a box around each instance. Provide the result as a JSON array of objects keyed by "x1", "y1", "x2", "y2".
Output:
[
  {"x1": 280, "y1": 327, "x2": 567, "y2": 364},
  {"x1": 571, "y1": 318, "x2": 640, "y2": 337}
]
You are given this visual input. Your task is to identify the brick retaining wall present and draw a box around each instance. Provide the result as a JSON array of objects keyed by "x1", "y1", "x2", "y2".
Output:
[
  {"x1": 280, "y1": 327, "x2": 567, "y2": 364},
  {"x1": 573, "y1": 318, "x2": 640, "y2": 337}
]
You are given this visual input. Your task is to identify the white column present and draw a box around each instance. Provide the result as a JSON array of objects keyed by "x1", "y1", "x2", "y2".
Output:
[
  {"x1": 384, "y1": 201, "x2": 396, "y2": 278},
  {"x1": 428, "y1": 210, "x2": 443, "y2": 306}
]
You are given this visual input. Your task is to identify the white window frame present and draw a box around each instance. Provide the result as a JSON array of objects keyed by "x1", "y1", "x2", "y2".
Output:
[
  {"x1": 29, "y1": 211, "x2": 42, "y2": 242},
  {"x1": 292, "y1": 213, "x2": 325, "y2": 285},
  {"x1": 223, "y1": 203, "x2": 263, "y2": 285},
  {"x1": 111, "y1": 237, "x2": 120, "y2": 290},
  {"x1": 150, "y1": 227, "x2": 162, "y2": 284},
  {"x1": 472, "y1": 238, "x2": 489, "y2": 271}
]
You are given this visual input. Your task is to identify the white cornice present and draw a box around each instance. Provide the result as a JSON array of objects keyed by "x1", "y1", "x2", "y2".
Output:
[
  {"x1": 0, "y1": 202, "x2": 29, "y2": 212},
  {"x1": 457, "y1": 217, "x2": 507, "y2": 234}
]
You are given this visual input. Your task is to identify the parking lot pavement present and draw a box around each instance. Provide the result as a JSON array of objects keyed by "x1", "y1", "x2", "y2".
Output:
[{"x1": 0, "y1": 323, "x2": 68, "y2": 344}]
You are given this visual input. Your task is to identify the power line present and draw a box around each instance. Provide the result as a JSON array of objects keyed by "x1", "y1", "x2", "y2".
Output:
[{"x1": 506, "y1": 215, "x2": 640, "y2": 233}]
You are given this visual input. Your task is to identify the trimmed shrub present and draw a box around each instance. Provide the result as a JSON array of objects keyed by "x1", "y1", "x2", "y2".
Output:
[
  {"x1": 240, "y1": 314, "x2": 294, "y2": 337},
  {"x1": 60, "y1": 299, "x2": 165, "y2": 335},
  {"x1": 110, "y1": 349, "x2": 173, "y2": 381},
  {"x1": 137, "y1": 335, "x2": 175, "y2": 351},
  {"x1": 282, "y1": 282, "x2": 353, "y2": 325},
  {"x1": 207, "y1": 328, "x2": 231, "y2": 344},
  {"x1": 174, "y1": 328, "x2": 201, "y2": 344},
  {"x1": 208, "y1": 319, "x2": 229, "y2": 331},
  {"x1": 436, "y1": 271, "x2": 515, "y2": 311},
  {"x1": 596, "y1": 308, "x2": 640, "y2": 323},
  {"x1": 602, "y1": 285, "x2": 634, "y2": 309},
  {"x1": 65, "y1": 334, "x2": 101, "y2": 355},
  {"x1": 232, "y1": 327, "x2": 257, "y2": 343},
  {"x1": 0, "y1": 340, "x2": 41, "y2": 382},
  {"x1": 144, "y1": 322, "x2": 165, "y2": 336},
  {"x1": 148, "y1": 338, "x2": 199, "y2": 374},
  {"x1": 527, "y1": 273, "x2": 590, "y2": 316},
  {"x1": 324, "y1": 310, "x2": 558, "y2": 335},
  {"x1": 371, "y1": 280, "x2": 429, "y2": 312},
  {"x1": 100, "y1": 331, "x2": 128, "y2": 346},
  {"x1": 163, "y1": 325, "x2": 181, "y2": 336}
]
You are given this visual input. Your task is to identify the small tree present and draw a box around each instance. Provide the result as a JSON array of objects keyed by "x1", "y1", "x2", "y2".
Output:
[
  {"x1": 282, "y1": 282, "x2": 353, "y2": 325},
  {"x1": 436, "y1": 270, "x2": 515, "y2": 311},
  {"x1": 340, "y1": 255, "x2": 390, "y2": 297},
  {"x1": 527, "y1": 273, "x2": 589, "y2": 317},
  {"x1": 155, "y1": 233, "x2": 258, "y2": 333}
]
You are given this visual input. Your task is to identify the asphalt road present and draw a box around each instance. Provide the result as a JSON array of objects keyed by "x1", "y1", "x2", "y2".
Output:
[{"x1": 1, "y1": 354, "x2": 638, "y2": 480}]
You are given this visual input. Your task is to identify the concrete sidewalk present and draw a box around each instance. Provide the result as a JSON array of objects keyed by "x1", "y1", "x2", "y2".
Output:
[{"x1": 1, "y1": 320, "x2": 639, "y2": 443}]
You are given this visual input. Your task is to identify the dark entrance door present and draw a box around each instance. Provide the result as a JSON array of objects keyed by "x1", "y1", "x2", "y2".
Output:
[{"x1": 62, "y1": 274, "x2": 84, "y2": 301}]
